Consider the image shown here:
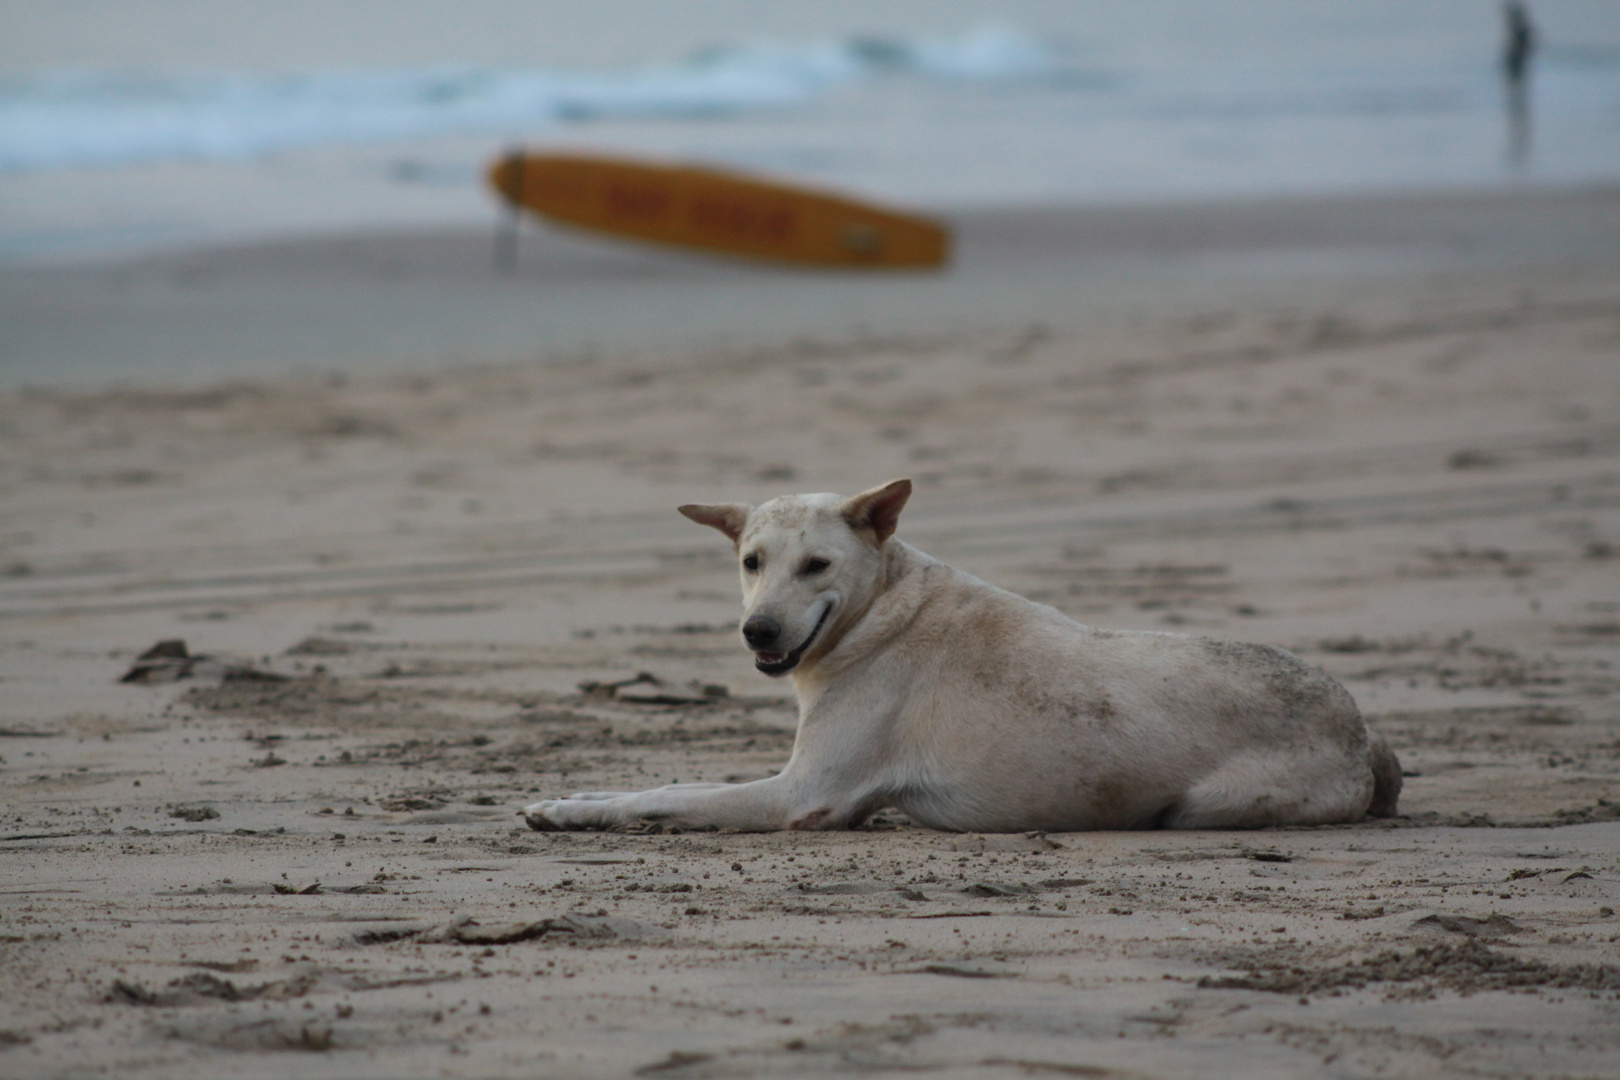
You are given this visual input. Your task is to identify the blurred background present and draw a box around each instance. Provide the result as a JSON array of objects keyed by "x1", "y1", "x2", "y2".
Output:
[
  {"x1": 4, "y1": 0, "x2": 1619, "y2": 261},
  {"x1": 3, "y1": 0, "x2": 1620, "y2": 388}
]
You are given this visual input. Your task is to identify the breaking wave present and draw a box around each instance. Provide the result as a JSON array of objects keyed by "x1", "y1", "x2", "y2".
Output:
[{"x1": 0, "y1": 24, "x2": 1066, "y2": 173}]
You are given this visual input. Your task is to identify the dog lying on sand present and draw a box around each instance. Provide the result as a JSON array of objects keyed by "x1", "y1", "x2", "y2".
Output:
[{"x1": 525, "y1": 479, "x2": 1400, "y2": 833}]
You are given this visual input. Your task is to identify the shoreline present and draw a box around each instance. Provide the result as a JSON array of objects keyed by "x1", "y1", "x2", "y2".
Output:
[{"x1": 4, "y1": 183, "x2": 1619, "y2": 390}]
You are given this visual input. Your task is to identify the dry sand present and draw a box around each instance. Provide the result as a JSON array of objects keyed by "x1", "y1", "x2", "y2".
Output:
[{"x1": 2, "y1": 192, "x2": 1620, "y2": 1078}]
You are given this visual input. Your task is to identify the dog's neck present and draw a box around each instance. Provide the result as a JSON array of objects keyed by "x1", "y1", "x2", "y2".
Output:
[{"x1": 790, "y1": 539, "x2": 934, "y2": 698}]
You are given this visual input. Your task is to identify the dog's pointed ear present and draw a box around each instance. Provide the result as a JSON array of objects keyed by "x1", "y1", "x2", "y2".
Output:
[
  {"x1": 678, "y1": 503, "x2": 750, "y2": 547},
  {"x1": 840, "y1": 478, "x2": 911, "y2": 545}
]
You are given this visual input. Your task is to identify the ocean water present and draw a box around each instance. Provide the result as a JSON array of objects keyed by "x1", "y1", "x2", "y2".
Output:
[
  {"x1": 0, "y1": 25, "x2": 1065, "y2": 173},
  {"x1": 2, "y1": 0, "x2": 1618, "y2": 259}
]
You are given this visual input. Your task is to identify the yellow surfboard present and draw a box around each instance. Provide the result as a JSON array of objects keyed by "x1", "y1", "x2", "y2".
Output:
[{"x1": 488, "y1": 152, "x2": 949, "y2": 269}]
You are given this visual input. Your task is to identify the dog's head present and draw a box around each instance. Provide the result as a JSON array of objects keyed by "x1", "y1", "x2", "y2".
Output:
[{"x1": 679, "y1": 478, "x2": 911, "y2": 677}]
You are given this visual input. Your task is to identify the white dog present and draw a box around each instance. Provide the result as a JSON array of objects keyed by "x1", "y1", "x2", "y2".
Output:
[{"x1": 524, "y1": 479, "x2": 1400, "y2": 833}]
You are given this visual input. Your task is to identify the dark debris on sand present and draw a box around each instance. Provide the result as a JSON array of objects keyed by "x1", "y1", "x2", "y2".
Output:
[{"x1": 1199, "y1": 939, "x2": 1620, "y2": 998}]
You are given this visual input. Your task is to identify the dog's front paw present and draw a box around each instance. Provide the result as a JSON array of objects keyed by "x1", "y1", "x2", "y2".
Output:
[
  {"x1": 523, "y1": 796, "x2": 628, "y2": 832},
  {"x1": 523, "y1": 799, "x2": 572, "y2": 832}
]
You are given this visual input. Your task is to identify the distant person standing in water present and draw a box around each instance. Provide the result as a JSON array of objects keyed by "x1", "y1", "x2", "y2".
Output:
[{"x1": 1503, "y1": 1, "x2": 1537, "y2": 166}]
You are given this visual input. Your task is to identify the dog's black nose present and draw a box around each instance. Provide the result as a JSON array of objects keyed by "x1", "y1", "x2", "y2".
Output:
[{"x1": 742, "y1": 615, "x2": 782, "y2": 649}]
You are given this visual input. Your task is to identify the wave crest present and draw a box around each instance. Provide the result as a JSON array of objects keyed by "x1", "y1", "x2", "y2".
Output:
[{"x1": 0, "y1": 24, "x2": 1065, "y2": 173}]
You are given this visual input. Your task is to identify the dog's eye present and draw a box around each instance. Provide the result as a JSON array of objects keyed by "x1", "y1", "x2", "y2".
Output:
[
  {"x1": 802, "y1": 558, "x2": 831, "y2": 575},
  {"x1": 742, "y1": 554, "x2": 760, "y2": 572}
]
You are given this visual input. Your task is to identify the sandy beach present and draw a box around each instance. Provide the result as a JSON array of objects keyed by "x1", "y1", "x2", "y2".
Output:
[{"x1": 3, "y1": 188, "x2": 1620, "y2": 1078}]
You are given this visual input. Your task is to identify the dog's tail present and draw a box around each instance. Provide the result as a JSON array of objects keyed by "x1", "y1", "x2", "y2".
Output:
[{"x1": 1366, "y1": 731, "x2": 1402, "y2": 818}]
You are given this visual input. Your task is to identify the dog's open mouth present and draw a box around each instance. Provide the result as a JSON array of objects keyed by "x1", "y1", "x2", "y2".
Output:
[{"x1": 754, "y1": 604, "x2": 832, "y2": 677}]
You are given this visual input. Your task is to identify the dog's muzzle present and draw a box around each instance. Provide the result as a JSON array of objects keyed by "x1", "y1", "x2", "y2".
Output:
[{"x1": 753, "y1": 601, "x2": 832, "y2": 677}]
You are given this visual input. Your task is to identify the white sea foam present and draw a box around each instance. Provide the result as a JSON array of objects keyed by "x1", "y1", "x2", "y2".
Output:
[{"x1": 0, "y1": 24, "x2": 1066, "y2": 173}]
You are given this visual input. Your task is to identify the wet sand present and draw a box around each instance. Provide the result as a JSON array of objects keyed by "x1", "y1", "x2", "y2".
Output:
[
  {"x1": 2, "y1": 190, "x2": 1619, "y2": 1077},
  {"x1": 5, "y1": 185, "x2": 1620, "y2": 388}
]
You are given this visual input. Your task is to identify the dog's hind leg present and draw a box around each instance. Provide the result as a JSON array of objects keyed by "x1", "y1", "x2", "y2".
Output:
[{"x1": 1163, "y1": 750, "x2": 1376, "y2": 829}]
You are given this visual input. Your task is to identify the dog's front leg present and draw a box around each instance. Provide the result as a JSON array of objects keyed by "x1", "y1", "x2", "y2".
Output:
[
  {"x1": 562, "y1": 783, "x2": 732, "y2": 801},
  {"x1": 526, "y1": 684, "x2": 903, "y2": 832},
  {"x1": 523, "y1": 769, "x2": 874, "y2": 833},
  {"x1": 523, "y1": 779, "x2": 795, "y2": 831}
]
